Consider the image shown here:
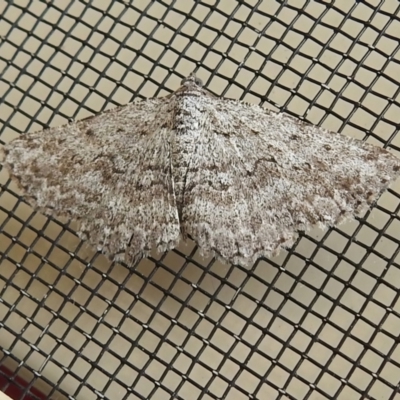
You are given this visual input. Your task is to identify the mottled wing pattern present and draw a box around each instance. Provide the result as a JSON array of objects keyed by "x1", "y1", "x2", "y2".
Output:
[
  {"x1": 2, "y1": 74, "x2": 400, "y2": 267},
  {"x1": 2, "y1": 99, "x2": 181, "y2": 264},
  {"x1": 180, "y1": 94, "x2": 400, "y2": 266}
]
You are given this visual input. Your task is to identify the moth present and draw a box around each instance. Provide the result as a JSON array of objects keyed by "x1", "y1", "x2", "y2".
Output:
[{"x1": 2, "y1": 73, "x2": 400, "y2": 266}]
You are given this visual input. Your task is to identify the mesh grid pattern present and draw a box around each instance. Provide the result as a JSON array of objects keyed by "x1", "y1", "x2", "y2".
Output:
[{"x1": 1, "y1": 1, "x2": 400, "y2": 399}]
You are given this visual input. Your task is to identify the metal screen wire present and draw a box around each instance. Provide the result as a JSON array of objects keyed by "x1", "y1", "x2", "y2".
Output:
[{"x1": 1, "y1": 1, "x2": 400, "y2": 399}]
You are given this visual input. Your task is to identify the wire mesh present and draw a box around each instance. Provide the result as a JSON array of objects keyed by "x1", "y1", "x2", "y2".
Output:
[{"x1": 1, "y1": 1, "x2": 400, "y2": 399}]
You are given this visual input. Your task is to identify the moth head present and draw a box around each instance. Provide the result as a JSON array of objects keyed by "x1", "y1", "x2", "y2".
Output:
[{"x1": 181, "y1": 73, "x2": 203, "y2": 87}]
